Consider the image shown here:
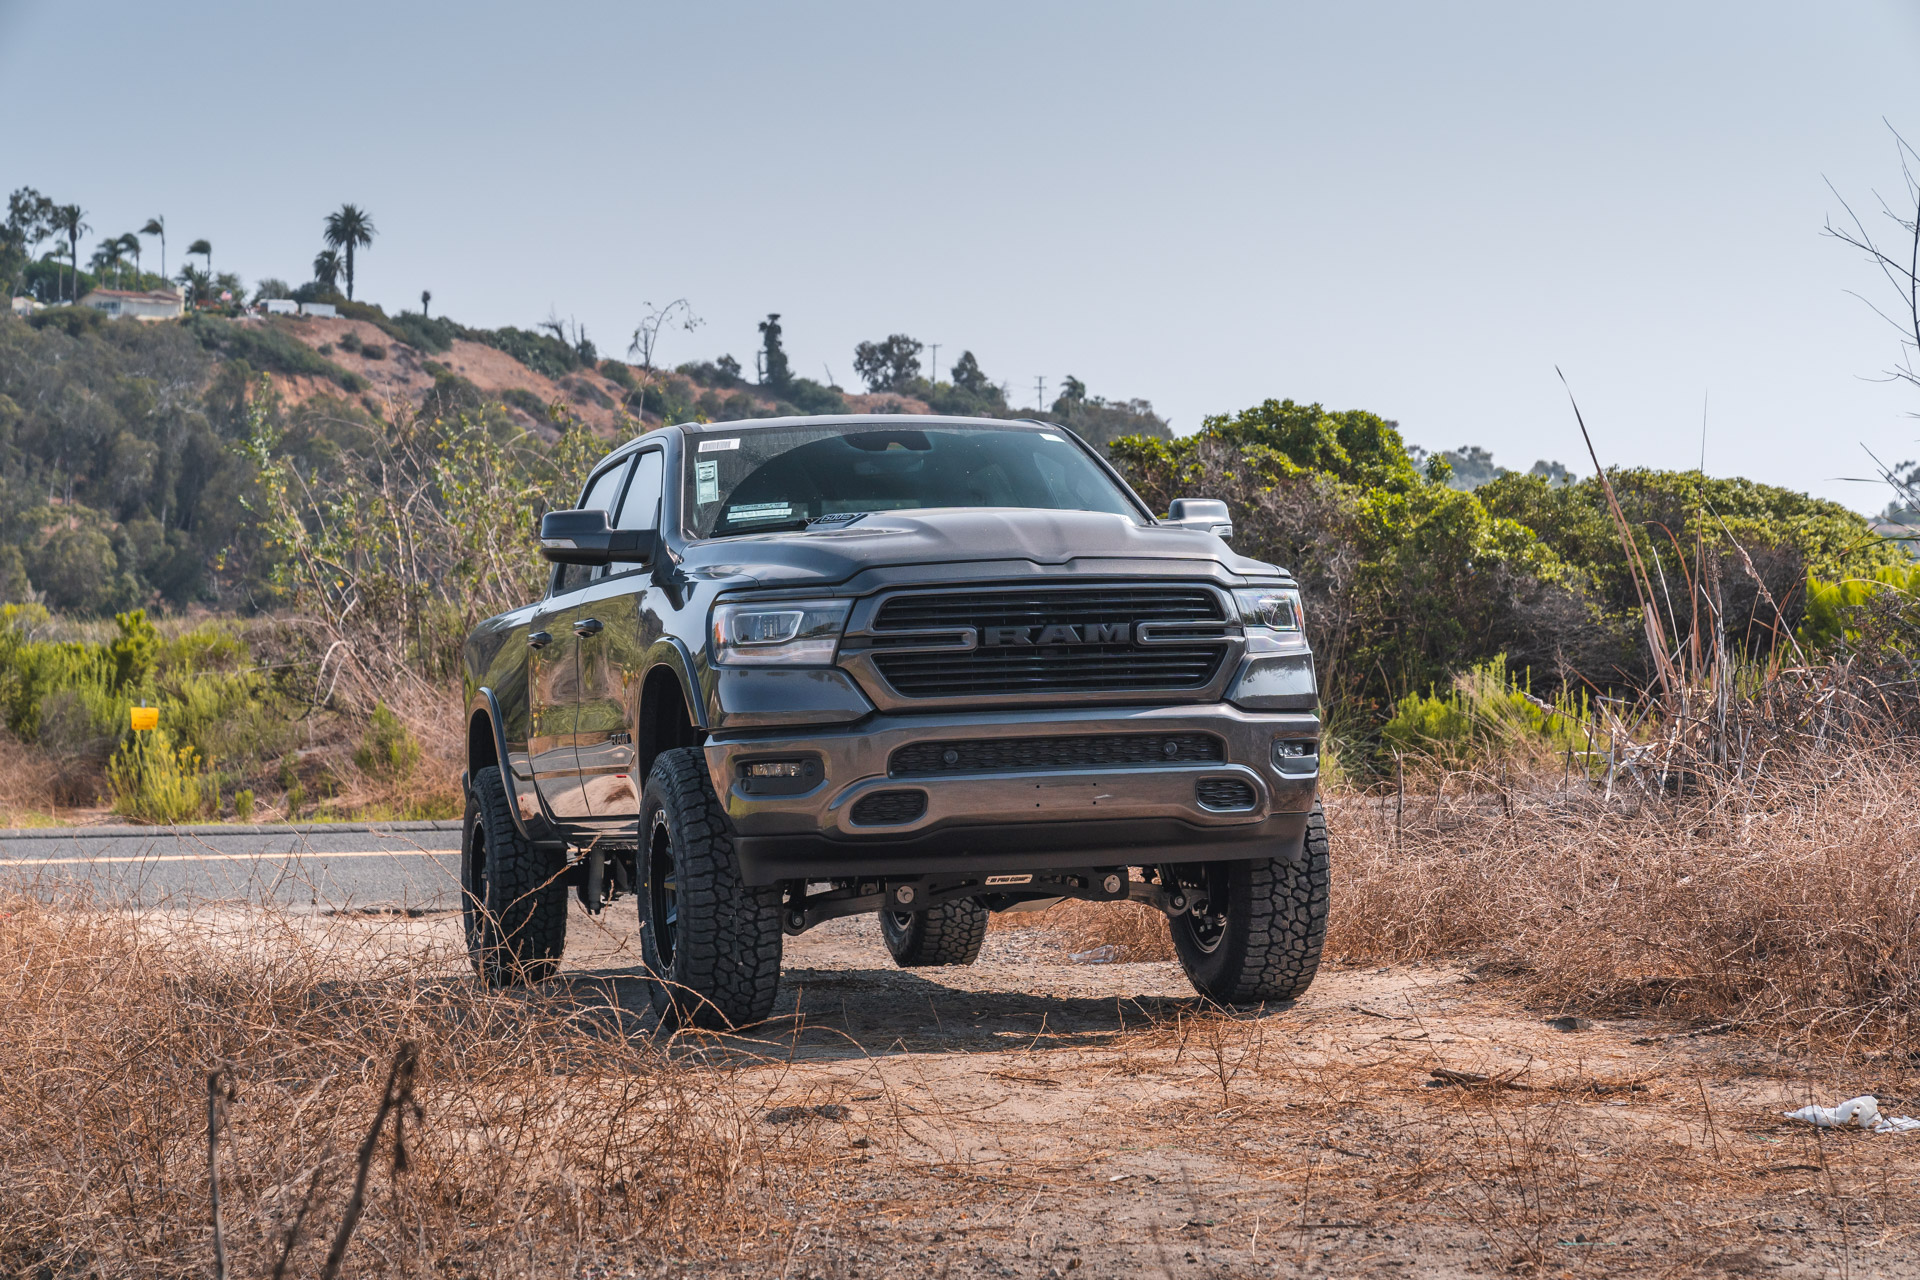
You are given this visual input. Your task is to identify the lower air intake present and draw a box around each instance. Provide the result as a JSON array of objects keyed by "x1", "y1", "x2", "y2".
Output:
[
  {"x1": 1195, "y1": 778, "x2": 1257, "y2": 812},
  {"x1": 849, "y1": 789, "x2": 928, "y2": 826}
]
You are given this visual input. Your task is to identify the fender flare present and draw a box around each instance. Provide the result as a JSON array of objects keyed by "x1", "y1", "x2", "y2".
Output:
[{"x1": 643, "y1": 636, "x2": 710, "y2": 731}]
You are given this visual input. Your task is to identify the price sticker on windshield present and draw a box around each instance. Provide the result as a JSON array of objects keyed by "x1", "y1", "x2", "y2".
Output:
[{"x1": 695, "y1": 459, "x2": 720, "y2": 505}]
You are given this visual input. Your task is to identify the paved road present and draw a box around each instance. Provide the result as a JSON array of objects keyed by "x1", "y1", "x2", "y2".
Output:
[{"x1": 0, "y1": 821, "x2": 464, "y2": 910}]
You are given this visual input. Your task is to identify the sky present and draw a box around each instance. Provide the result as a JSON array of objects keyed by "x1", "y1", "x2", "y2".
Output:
[{"x1": 3, "y1": 1, "x2": 1918, "y2": 512}]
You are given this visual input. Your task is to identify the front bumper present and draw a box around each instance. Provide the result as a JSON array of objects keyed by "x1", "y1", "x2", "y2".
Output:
[{"x1": 703, "y1": 704, "x2": 1319, "y2": 884}]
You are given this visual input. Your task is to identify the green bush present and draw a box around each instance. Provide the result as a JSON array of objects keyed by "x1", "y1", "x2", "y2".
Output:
[
  {"x1": 1381, "y1": 657, "x2": 1588, "y2": 766},
  {"x1": 185, "y1": 314, "x2": 361, "y2": 390},
  {"x1": 354, "y1": 703, "x2": 421, "y2": 778},
  {"x1": 106, "y1": 727, "x2": 216, "y2": 824},
  {"x1": 233, "y1": 787, "x2": 255, "y2": 821},
  {"x1": 337, "y1": 330, "x2": 362, "y2": 353},
  {"x1": 1802, "y1": 563, "x2": 1920, "y2": 650},
  {"x1": 361, "y1": 342, "x2": 386, "y2": 361}
]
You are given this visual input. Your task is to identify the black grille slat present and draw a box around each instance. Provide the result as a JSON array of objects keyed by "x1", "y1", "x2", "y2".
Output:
[
  {"x1": 849, "y1": 790, "x2": 928, "y2": 826},
  {"x1": 891, "y1": 733, "x2": 1225, "y2": 777},
  {"x1": 1196, "y1": 778, "x2": 1257, "y2": 811},
  {"x1": 869, "y1": 586, "x2": 1228, "y2": 698}
]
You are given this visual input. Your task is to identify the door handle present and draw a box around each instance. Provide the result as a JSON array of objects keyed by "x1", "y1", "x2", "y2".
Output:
[
  {"x1": 527, "y1": 630, "x2": 551, "y2": 649},
  {"x1": 573, "y1": 617, "x2": 603, "y2": 637}
]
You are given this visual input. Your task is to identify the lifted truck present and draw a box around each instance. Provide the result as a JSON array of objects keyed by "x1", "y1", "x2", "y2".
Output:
[{"x1": 460, "y1": 415, "x2": 1328, "y2": 1027}]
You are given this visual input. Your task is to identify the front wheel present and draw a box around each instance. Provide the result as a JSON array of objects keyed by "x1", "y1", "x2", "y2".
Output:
[
  {"x1": 1170, "y1": 803, "x2": 1330, "y2": 1005},
  {"x1": 638, "y1": 748, "x2": 784, "y2": 1029}
]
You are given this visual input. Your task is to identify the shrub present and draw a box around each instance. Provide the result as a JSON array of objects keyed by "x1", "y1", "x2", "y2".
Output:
[
  {"x1": 354, "y1": 703, "x2": 421, "y2": 779},
  {"x1": 1381, "y1": 656, "x2": 1588, "y2": 767},
  {"x1": 233, "y1": 787, "x2": 254, "y2": 821},
  {"x1": 1802, "y1": 563, "x2": 1920, "y2": 650},
  {"x1": 337, "y1": 330, "x2": 362, "y2": 353},
  {"x1": 106, "y1": 727, "x2": 215, "y2": 824},
  {"x1": 185, "y1": 314, "x2": 361, "y2": 390},
  {"x1": 361, "y1": 342, "x2": 386, "y2": 361}
]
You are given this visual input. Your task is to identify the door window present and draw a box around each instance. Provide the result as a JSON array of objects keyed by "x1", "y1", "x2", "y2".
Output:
[
  {"x1": 552, "y1": 459, "x2": 631, "y2": 596},
  {"x1": 593, "y1": 450, "x2": 664, "y2": 580}
]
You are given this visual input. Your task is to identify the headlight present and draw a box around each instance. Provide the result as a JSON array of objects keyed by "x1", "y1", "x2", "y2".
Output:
[
  {"x1": 1232, "y1": 586, "x2": 1303, "y2": 632},
  {"x1": 711, "y1": 599, "x2": 851, "y2": 666}
]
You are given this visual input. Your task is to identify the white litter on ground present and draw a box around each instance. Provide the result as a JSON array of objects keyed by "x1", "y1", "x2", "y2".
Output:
[
  {"x1": 1783, "y1": 1096, "x2": 1920, "y2": 1134},
  {"x1": 1069, "y1": 945, "x2": 1121, "y2": 964}
]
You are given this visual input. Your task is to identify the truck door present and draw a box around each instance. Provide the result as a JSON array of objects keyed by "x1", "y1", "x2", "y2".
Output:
[
  {"x1": 575, "y1": 447, "x2": 664, "y2": 818},
  {"x1": 527, "y1": 459, "x2": 631, "y2": 821}
]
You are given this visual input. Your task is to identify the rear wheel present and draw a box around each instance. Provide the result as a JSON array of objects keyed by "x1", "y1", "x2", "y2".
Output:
[
  {"x1": 1170, "y1": 803, "x2": 1329, "y2": 1005},
  {"x1": 638, "y1": 748, "x2": 784, "y2": 1029},
  {"x1": 881, "y1": 898, "x2": 989, "y2": 967},
  {"x1": 461, "y1": 765, "x2": 568, "y2": 986}
]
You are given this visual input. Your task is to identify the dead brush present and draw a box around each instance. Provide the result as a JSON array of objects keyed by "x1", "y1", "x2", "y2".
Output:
[
  {"x1": 0, "y1": 890, "x2": 826, "y2": 1278},
  {"x1": 1326, "y1": 739, "x2": 1920, "y2": 1047},
  {"x1": 987, "y1": 896, "x2": 1177, "y2": 961}
]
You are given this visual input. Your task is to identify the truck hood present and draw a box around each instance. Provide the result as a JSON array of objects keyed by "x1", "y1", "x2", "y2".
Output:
[{"x1": 674, "y1": 507, "x2": 1286, "y2": 590}]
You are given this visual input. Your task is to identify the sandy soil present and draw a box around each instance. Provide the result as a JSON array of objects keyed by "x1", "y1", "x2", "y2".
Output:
[{"x1": 320, "y1": 900, "x2": 1920, "y2": 1278}]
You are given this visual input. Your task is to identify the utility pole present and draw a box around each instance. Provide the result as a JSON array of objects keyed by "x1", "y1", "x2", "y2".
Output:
[
  {"x1": 1034, "y1": 375, "x2": 1047, "y2": 412},
  {"x1": 928, "y1": 343, "x2": 940, "y2": 385}
]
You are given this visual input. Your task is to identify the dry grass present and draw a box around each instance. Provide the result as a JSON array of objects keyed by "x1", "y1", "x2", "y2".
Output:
[
  {"x1": 0, "y1": 732, "x2": 61, "y2": 824},
  {"x1": 0, "y1": 895, "x2": 823, "y2": 1278},
  {"x1": 989, "y1": 897, "x2": 1176, "y2": 961},
  {"x1": 1323, "y1": 745, "x2": 1920, "y2": 1046}
]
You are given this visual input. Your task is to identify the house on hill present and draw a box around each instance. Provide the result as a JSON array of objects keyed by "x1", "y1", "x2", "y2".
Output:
[{"x1": 80, "y1": 288, "x2": 185, "y2": 321}]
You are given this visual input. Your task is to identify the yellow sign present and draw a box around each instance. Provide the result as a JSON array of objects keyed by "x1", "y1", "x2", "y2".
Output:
[{"x1": 130, "y1": 707, "x2": 159, "y2": 732}]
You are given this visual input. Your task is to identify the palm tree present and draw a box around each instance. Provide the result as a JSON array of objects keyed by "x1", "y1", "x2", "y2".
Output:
[
  {"x1": 321, "y1": 204, "x2": 375, "y2": 301},
  {"x1": 187, "y1": 239, "x2": 211, "y2": 280},
  {"x1": 312, "y1": 249, "x2": 341, "y2": 292},
  {"x1": 51, "y1": 205, "x2": 88, "y2": 301},
  {"x1": 90, "y1": 237, "x2": 125, "y2": 287},
  {"x1": 118, "y1": 232, "x2": 142, "y2": 286},
  {"x1": 175, "y1": 264, "x2": 211, "y2": 306},
  {"x1": 140, "y1": 216, "x2": 165, "y2": 281}
]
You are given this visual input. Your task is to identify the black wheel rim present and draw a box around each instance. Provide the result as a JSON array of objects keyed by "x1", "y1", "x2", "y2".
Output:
[
  {"x1": 464, "y1": 821, "x2": 490, "y2": 952},
  {"x1": 1183, "y1": 869, "x2": 1227, "y2": 954},
  {"x1": 648, "y1": 810, "x2": 678, "y2": 968}
]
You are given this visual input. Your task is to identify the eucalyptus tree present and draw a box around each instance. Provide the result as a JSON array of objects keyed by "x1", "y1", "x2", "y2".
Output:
[{"x1": 321, "y1": 204, "x2": 375, "y2": 300}]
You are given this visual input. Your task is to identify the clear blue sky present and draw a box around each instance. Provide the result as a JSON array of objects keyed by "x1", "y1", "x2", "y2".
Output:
[{"x1": 3, "y1": 1, "x2": 1917, "y2": 511}]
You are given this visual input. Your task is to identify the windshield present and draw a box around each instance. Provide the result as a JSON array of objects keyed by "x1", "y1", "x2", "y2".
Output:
[{"x1": 680, "y1": 424, "x2": 1142, "y2": 539}]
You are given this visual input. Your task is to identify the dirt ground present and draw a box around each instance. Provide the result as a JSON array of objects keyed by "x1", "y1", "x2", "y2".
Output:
[{"x1": 316, "y1": 899, "x2": 1920, "y2": 1278}]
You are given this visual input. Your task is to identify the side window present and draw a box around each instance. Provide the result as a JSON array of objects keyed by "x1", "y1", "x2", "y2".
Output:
[
  {"x1": 552, "y1": 460, "x2": 631, "y2": 596},
  {"x1": 615, "y1": 451, "x2": 665, "y2": 531}
]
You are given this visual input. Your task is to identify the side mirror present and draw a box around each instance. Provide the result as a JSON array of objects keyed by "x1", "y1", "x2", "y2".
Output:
[
  {"x1": 1166, "y1": 498, "x2": 1234, "y2": 540},
  {"x1": 538, "y1": 509, "x2": 657, "y2": 566}
]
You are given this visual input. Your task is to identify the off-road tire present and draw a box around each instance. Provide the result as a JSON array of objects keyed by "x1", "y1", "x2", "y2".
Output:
[
  {"x1": 461, "y1": 765, "x2": 568, "y2": 986},
  {"x1": 639, "y1": 748, "x2": 783, "y2": 1029},
  {"x1": 880, "y1": 898, "x2": 989, "y2": 967},
  {"x1": 1170, "y1": 802, "x2": 1329, "y2": 1005}
]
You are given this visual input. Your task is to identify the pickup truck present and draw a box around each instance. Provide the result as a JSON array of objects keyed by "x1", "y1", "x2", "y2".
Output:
[{"x1": 460, "y1": 415, "x2": 1328, "y2": 1028}]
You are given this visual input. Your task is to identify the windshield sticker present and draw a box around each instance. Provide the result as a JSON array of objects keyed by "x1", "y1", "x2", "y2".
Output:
[
  {"x1": 697, "y1": 438, "x2": 740, "y2": 453},
  {"x1": 1040, "y1": 432, "x2": 1066, "y2": 442},
  {"x1": 729, "y1": 503, "x2": 792, "y2": 521},
  {"x1": 695, "y1": 459, "x2": 720, "y2": 505}
]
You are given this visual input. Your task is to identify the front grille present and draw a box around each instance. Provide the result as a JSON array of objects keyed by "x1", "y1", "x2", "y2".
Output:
[
  {"x1": 849, "y1": 790, "x2": 927, "y2": 826},
  {"x1": 1196, "y1": 778, "x2": 1257, "y2": 811},
  {"x1": 871, "y1": 586, "x2": 1228, "y2": 698},
  {"x1": 890, "y1": 733, "x2": 1225, "y2": 776}
]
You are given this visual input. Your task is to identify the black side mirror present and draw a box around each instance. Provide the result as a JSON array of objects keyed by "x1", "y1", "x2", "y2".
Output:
[
  {"x1": 538, "y1": 509, "x2": 657, "y2": 566},
  {"x1": 1166, "y1": 498, "x2": 1234, "y2": 540}
]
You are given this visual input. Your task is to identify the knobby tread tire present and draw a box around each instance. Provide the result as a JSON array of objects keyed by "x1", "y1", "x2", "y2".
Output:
[
  {"x1": 881, "y1": 898, "x2": 989, "y2": 967},
  {"x1": 1172, "y1": 802, "x2": 1330, "y2": 1005},
  {"x1": 462, "y1": 765, "x2": 568, "y2": 986},
  {"x1": 640, "y1": 748, "x2": 783, "y2": 1030}
]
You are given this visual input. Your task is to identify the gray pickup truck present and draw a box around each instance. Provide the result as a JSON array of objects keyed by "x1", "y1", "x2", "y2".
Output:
[{"x1": 461, "y1": 415, "x2": 1328, "y2": 1027}]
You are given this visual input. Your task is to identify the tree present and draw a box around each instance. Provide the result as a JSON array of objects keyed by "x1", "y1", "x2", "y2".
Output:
[
  {"x1": 89, "y1": 237, "x2": 125, "y2": 286},
  {"x1": 322, "y1": 204, "x2": 376, "y2": 300},
  {"x1": 852, "y1": 333, "x2": 922, "y2": 391},
  {"x1": 252, "y1": 278, "x2": 291, "y2": 304},
  {"x1": 951, "y1": 349, "x2": 991, "y2": 393},
  {"x1": 186, "y1": 238, "x2": 211, "y2": 281},
  {"x1": 140, "y1": 216, "x2": 165, "y2": 281},
  {"x1": 118, "y1": 232, "x2": 142, "y2": 284},
  {"x1": 420, "y1": 289, "x2": 431, "y2": 317},
  {"x1": 1050, "y1": 375, "x2": 1087, "y2": 416},
  {"x1": 758, "y1": 313, "x2": 791, "y2": 390},
  {"x1": 175, "y1": 264, "x2": 211, "y2": 305},
  {"x1": 312, "y1": 248, "x2": 340, "y2": 291},
  {"x1": 51, "y1": 204, "x2": 88, "y2": 302},
  {"x1": 628, "y1": 298, "x2": 703, "y2": 372}
]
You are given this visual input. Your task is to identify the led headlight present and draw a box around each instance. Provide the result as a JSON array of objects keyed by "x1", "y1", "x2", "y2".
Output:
[
  {"x1": 711, "y1": 598, "x2": 851, "y2": 666},
  {"x1": 1232, "y1": 586, "x2": 1303, "y2": 632}
]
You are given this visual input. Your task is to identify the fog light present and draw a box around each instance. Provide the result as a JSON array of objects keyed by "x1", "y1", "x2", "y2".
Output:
[
  {"x1": 1272, "y1": 739, "x2": 1318, "y2": 772},
  {"x1": 747, "y1": 761, "x2": 804, "y2": 778}
]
